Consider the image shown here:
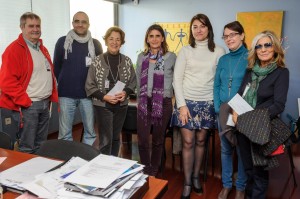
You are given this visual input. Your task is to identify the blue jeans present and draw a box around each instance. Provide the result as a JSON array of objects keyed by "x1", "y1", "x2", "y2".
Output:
[
  {"x1": 58, "y1": 97, "x2": 96, "y2": 145},
  {"x1": 221, "y1": 135, "x2": 247, "y2": 191},
  {"x1": 18, "y1": 99, "x2": 50, "y2": 153}
]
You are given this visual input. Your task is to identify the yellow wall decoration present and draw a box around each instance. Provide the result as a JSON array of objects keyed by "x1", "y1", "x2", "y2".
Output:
[
  {"x1": 158, "y1": 22, "x2": 190, "y2": 55},
  {"x1": 237, "y1": 11, "x2": 284, "y2": 49}
]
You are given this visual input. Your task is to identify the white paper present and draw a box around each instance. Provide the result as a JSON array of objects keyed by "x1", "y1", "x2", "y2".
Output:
[
  {"x1": 22, "y1": 157, "x2": 88, "y2": 198},
  {"x1": 63, "y1": 154, "x2": 137, "y2": 188},
  {"x1": 0, "y1": 157, "x2": 61, "y2": 190},
  {"x1": 0, "y1": 157, "x2": 7, "y2": 164},
  {"x1": 228, "y1": 93, "x2": 254, "y2": 115},
  {"x1": 106, "y1": 81, "x2": 125, "y2": 96}
]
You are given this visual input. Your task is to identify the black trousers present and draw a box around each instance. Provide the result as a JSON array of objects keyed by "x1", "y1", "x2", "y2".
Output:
[
  {"x1": 237, "y1": 133, "x2": 269, "y2": 199},
  {"x1": 94, "y1": 105, "x2": 127, "y2": 156},
  {"x1": 137, "y1": 98, "x2": 172, "y2": 175}
]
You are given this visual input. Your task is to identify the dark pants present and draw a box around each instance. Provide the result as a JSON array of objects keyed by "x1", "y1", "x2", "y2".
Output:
[
  {"x1": 237, "y1": 133, "x2": 269, "y2": 199},
  {"x1": 18, "y1": 99, "x2": 50, "y2": 153},
  {"x1": 137, "y1": 98, "x2": 172, "y2": 175},
  {"x1": 94, "y1": 105, "x2": 127, "y2": 156}
]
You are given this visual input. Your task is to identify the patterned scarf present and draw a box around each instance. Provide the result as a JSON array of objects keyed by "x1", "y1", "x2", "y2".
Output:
[
  {"x1": 244, "y1": 62, "x2": 277, "y2": 108},
  {"x1": 138, "y1": 49, "x2": 165, "y2": 124}
]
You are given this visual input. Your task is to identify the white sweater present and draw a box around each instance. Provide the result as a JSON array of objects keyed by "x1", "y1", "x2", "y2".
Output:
[{"x1": 173, "y1": 40, "x2": 225, "y2": 108}]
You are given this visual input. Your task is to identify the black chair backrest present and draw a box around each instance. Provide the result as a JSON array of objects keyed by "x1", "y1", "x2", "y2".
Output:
[
  {"x1": 0, "y1": 131, "x2": 13, "y2": 150},
  {"x1": 35, "y1": 139, "x2": 100, "y2": 161},
  {"x1": 123, "y1": 105, "x2": 137, "y2": 131}
]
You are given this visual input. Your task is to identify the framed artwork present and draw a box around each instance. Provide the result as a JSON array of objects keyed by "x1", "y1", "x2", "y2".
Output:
[
  {"x1": 158, "y1": 22, "x2": 190, "y2": 54},
  {"x1": 237, "y1": 11, "x2": 284, "y2": 48}
]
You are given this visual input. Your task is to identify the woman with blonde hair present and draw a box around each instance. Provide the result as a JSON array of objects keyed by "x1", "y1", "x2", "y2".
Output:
[{"x1": 233, "y1": 30, "x2": 289, "y2": 199}]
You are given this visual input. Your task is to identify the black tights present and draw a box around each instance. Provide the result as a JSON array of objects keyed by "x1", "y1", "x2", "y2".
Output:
[{"x1": 181, "y1": 128, "x2": 208, "y2": 184}]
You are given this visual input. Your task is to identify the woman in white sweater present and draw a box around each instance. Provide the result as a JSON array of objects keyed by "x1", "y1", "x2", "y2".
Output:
[{"x1": 172, "y1": 13, "x2": 225, "y2": 198}]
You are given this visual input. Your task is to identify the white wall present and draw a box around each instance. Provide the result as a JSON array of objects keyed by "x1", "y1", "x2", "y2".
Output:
[{"x1": 0, "y1": 0, "x2": 70, "y2": 63}]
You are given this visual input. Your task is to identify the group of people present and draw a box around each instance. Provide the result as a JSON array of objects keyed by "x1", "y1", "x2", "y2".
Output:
[{"x1": 0, "y1": 10, "x2": 289, "y2": 199}]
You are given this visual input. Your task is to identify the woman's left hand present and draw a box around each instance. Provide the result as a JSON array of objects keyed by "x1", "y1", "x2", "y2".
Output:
[
  {"x1": 232, "y1": 111, "x2": 238, "y2": 124},
  {"x1": 115, "y1": 91, "x2": 126, "y2": 102}
]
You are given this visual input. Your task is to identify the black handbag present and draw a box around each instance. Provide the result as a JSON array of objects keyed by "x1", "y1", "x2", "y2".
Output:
[
  {"x1": 236, "y1": 109, "x2": 271, "y2": 145},
  {"x1": 261, "y1": 117, "x2": 291, "y2": 156}
]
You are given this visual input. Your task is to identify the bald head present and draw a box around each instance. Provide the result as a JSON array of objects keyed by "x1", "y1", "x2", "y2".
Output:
[{"x1": 72, "y1": 11, "x2": 90, "y2": 37}]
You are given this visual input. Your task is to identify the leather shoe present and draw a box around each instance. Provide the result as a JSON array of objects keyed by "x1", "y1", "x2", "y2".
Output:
[
  {"x1": 192, "y1": 176, "x2": 203, "y2": 194},
  {"x1": 181, "y1": 184, "x2": 192, "y2": 199},
  {"x1": 235, "y1": 190, "x2": 245, "y2": 199},
  {"x1": 218, "y1": 187, "x2": 231, "y2": 199}
]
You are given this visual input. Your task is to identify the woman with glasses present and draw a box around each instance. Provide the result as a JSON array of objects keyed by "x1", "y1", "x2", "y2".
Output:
[
  {"x1": 172, "y1": 14, "x2": 225, "y2": 198},
  {"x1": 85, "y1": 27, "x2": 136, "y2": 156},
  {"x1": 233, "y1": 30, "x2": 289, "y2": 199},
  {"x1": 136, "y1": 24, "x2": 176, "y2": 177},
  {"x1": 213, "y1": 21, "x2": 248, "y2": 199}
]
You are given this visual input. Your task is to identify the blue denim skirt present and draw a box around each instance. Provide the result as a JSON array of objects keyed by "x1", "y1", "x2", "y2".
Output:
[{"x1": 171, "y1": 99, "x2": 216, "y2": 130}]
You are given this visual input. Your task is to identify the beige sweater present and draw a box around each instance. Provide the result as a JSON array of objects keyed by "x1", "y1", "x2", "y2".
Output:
[{"x1": 173, "y1": 40, "x2": 225, "y2": 108}]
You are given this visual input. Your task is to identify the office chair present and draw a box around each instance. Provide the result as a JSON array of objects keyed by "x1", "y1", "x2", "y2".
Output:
[
  {"x1": 286, "y1": 114, "x2": 299, "y2": 187},
  {"x1": 203, "y1": 129, "x2": 216, "y2": 182},
  {"x1": 0, "y1": 131, "x2": 14, "y2": 150},
  {"x1": 122, "y1": 105, "x2": 137, "y2": 151},
  {"x1": 35, "y1": 139, "x2": 100, "y2": 161}
]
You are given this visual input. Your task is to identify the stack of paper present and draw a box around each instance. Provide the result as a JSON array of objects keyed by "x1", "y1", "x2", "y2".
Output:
[
  {"x1": 8, "y1": 154, "x2": 147, "y2": 199},
  {"x1": 60, "y1": 154, "x2": 146, "y2": 198},
  {"x1": 0, "y1": 157, "x2": 61, "y2": 192}
]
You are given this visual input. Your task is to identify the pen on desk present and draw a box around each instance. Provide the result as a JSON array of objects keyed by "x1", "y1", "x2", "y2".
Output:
[{"x1": 45, "y1": 158, "x2": 70, "y2": 173}]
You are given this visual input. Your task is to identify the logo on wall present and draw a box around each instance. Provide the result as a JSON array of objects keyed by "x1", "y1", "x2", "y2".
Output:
[{"x1": 158, "y1": 22, "x2": 190, "y2": 54}]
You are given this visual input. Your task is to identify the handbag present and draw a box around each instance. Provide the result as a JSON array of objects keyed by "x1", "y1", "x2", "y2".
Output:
[
  {"x1": 236, "y1": 109, "x2": 271, "y2": 145},
  {"x1": 218, "y1": 103, "x2": 237, "y2": 146},
  {"x1": 262, "y1": 117, "x2": 291, "y2": 156}
]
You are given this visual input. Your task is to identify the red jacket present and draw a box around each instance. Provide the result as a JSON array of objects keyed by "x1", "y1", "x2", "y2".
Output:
[{"x1": 0, "y1": 34, "x2": 58, "y2": 111}]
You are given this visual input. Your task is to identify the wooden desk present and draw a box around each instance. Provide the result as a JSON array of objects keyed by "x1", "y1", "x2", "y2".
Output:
[{"x1": 0, "y1": 148, "x2": 168, "y2": 199}]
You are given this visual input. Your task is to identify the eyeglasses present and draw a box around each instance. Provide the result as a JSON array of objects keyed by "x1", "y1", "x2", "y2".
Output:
[
  {"x1": 255, "y1": 42, "x2": 273, "y2": 50},
  {"x1": 73, "y1": 20, "x2": 88, "y2": 25},
  {"x1": 222, "y1": 32, "x2": 240, "y2": 40}
]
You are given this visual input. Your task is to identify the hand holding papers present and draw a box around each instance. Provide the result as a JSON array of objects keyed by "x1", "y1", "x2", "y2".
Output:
[
  {"x1": 228, "y1": 94, "x2": 254, "y2": 115},
  {"x1": 107, "y1": 81, "x2": 125, "y2": 97},
  {"x1": 227, "y1": 94, "x2": 254, "y2": 126}
]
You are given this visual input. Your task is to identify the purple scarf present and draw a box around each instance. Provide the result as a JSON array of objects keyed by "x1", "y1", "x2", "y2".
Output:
[{"x1": 138, "y1": 49, "x2": 164, "y2": 124}]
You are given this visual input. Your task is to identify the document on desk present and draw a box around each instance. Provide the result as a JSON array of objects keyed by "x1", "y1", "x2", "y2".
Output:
[
  {"x1": 228, "y1": 93, "x2": 254, "y2": 115},
  {"x1": 63, "y1": 154, "x2": 137, "y2": 189},
  {"x1": 106, "y1": 81, "x2": 125, "y2": 96},
  {"x1": 0, "y1": 157, "x2": 61, "y2": 191},
  {"x1": 22, "y1": 157, "x2": 88, "y2": 198}
]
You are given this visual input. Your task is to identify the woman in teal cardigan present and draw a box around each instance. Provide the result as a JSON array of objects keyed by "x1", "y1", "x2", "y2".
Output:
[{"x1": 213, "y1": 21, "x2": 248, "y2": 199}]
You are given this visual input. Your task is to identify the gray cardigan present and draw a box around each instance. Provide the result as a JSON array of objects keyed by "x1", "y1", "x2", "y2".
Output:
[
  {"x1": 135, "y1": 51, "x2": 176, "y2": 98},
  {"x1": 85, "y1": 53, "x2": 136, "y2": 107}
]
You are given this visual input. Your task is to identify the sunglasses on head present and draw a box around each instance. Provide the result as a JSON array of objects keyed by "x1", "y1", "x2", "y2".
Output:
[{"x1": 255, "y1": 42, "x2": 273, "y2": 50}]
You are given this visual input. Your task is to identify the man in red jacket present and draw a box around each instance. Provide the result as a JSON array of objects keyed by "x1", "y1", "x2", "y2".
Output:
[{"x1": 0, "y1": 12, "x2": 58, "y2": 153}]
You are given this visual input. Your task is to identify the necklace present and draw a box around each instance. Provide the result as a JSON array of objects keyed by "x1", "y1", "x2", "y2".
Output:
[
  {"x1": 106, "y1": 54, "x2": 121, "y2": 84},
  {"x1": 228, "y1": 52, "x2": 246, "y2": 97}
]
